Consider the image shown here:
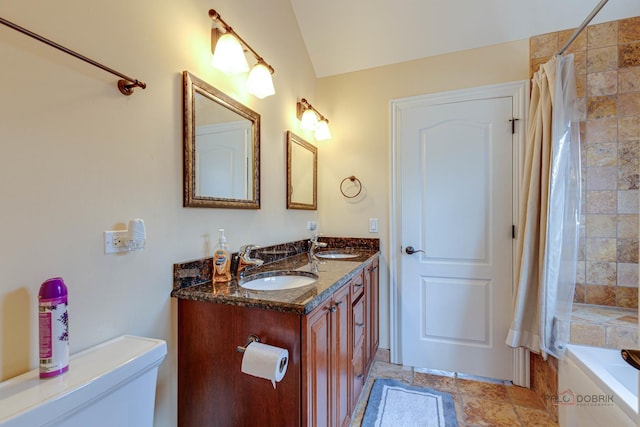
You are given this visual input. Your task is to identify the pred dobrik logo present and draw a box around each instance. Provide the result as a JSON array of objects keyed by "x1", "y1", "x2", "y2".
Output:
[{"x1": 549, "y1": 389, "x2": 614, "y2": 406}]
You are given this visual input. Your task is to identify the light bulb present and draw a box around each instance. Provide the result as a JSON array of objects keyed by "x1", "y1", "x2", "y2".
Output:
[
  {"x1": 211, "y1": 33, "x2": 249, "y2": 74},
  {"x1": 300, "y1": 109, "x2": 318, "y2": 130},
  {"x1": 247, "y1": 62, "x2": 275, "y2": 98},
  {"x1": 315, "y1": 119, "x2": 332, "y2": 141}
]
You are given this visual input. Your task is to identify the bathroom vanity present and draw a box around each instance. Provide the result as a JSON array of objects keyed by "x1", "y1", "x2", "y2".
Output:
[{"x1": 172, "y1": 250, "x2": 379, "y2": 427}]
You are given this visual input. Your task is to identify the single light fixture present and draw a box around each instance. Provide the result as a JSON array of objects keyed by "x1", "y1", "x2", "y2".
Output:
[
  {"x1": 247, "y1": 59, "x2": 275, "y2": 99},
  {"x1": 209, "y1": 9, "x2": 275, "y2": 98},
  {"x1": 315, "y1": 119, "x2": 332, "y2": 141},
  {"x1": 300, "y1": 108, "x2": 319, "y2": 130},
  {"x1": 297, "y1": 98, "x2": 332, "y2": 140},
  {"x1": 211, "y1": 32, "x2": 249, "y2": 74}
]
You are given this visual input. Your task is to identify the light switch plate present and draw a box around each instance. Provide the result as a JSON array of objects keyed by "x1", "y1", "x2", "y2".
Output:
[{"x1": 369, "y1": 218, "x2": 378, "y2": 233}]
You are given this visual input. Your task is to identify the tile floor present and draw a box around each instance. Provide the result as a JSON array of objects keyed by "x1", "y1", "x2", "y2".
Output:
[{"x1": 351, "y1": 355, "x2": 559, "y2": 427}]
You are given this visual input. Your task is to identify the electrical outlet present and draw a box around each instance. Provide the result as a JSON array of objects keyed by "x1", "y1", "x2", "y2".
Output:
[{"x1": 104, "y1": 230, "x2": 128, "y2": 254}]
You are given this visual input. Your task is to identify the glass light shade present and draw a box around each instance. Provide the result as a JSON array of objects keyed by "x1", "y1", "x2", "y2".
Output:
[
  {"x1": 300, "y1": 109, "x2": 318, "y2": 130},
  {"x1": 247, "y1": 62, "x2": 275, "y2": 98},
  {"x1": 315, "y1": 119, "x2": 332, "y2": 141},
  {"x1": 211, "y1": 33, "x2": 249, "y2": 74}
]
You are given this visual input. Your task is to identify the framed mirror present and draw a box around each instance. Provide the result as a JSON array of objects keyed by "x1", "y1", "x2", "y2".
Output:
[
  {"x1": 286, "y1": 131, "x2": 317, "y2": 210},
  {"x1": 183, "y1": 71, "x2": 260, "y2": 208}
]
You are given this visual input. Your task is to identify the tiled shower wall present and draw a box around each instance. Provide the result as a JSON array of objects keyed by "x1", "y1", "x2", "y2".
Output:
[{"x1": 530, "y1": 16, "x2": 639, "y2": 310}]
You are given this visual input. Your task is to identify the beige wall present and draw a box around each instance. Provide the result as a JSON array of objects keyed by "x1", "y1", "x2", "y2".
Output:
[
  {"x1": 0, "y1": 0, "x2": 317, "y2": 425},
  {"x1": 317, "y1": 40, "x2": 531, "y2": 350},
  {"x1": 0, "y1": 0, "x2": 547, "y2": 422}
]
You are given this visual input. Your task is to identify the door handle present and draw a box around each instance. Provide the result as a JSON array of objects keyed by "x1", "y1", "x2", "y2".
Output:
[{"x1": 405, "y1": 246, "x2": 425, "y2": 255}]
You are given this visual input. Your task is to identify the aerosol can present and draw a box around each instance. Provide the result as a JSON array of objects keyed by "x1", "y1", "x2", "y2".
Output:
[{"x1": 38, "y1": 277, "x2": 69, "y2": 378}]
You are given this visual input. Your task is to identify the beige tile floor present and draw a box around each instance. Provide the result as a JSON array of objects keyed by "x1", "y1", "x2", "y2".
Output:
[{"x1": 351, "y1": 356, "x2": 559, "y2": 427}]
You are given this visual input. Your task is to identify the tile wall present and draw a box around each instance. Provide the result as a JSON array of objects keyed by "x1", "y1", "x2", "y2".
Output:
[
  {"x1": 528, "y1": 17, "x2": 639, "y2": 418},
  {"x1": 530, "y1": 16, "x2": 640, "y2": 310}
]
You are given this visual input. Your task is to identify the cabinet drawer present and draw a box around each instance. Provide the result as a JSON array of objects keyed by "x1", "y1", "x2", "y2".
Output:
[
  {"x1": 351, "y1": 344, "x2": 365, "y2": 411},
  {"x1": 352, "y1": 296, "x2": 365, "y2": 350},
  {"x1": 350, "y1": 272, "x2": 364, "y2": 300}
]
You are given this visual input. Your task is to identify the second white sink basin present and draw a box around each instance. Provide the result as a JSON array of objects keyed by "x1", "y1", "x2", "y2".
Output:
[
  {"x1": 240, "y1": 271, "x2": 318, "y2": 291},
  {"x1": 316, "y1": 250, "x2": 359, "y2": 260}
]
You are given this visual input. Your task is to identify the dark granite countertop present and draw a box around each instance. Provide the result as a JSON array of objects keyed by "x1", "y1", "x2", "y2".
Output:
[{"x1": 171, "y1": 250, "x2": 379, "y2": 315}]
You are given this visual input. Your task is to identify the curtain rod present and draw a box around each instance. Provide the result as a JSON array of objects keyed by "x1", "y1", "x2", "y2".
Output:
[
  {"x1": 556, "y1": 0, "x2": 610, "y2": 56},
  {"x1": 0, "y1": 16, "x2": 146, "y2": 96}
]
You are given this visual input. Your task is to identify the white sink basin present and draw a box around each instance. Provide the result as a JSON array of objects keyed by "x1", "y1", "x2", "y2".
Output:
[
  {"x1": 240, "y1": 271, "x2": 318, "y2": 291},
  {"x1": 316, "y1": 250, "x2": 359, "y2": 260}
]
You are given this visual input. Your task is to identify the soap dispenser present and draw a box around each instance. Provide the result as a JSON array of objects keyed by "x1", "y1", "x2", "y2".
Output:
[{"x1": 212, "y1": 229, "x2": 232, "y2": 283}]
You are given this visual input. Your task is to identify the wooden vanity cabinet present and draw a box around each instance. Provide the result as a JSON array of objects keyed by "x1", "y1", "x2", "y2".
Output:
[{"x1": 177, "y1": 255, "x2": 380, "y2": 427}]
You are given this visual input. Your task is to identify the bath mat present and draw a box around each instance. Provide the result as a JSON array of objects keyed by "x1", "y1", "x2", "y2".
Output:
[{"x1": 362, "y1": 379, "x2": 458, "y2": 427}]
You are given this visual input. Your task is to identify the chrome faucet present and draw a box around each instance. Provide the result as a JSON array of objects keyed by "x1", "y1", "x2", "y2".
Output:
[
  {"x1": 308, "y1": 234, "x2": 327, "y2": 272},
  {"x1": 237, "y1": 244, "x2": 264, "y2": 278}
]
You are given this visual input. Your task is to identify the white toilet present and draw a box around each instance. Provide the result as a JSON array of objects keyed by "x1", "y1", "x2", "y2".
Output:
[{"x1": 0, "y1": 335, "x2": 166, "y2": 427}]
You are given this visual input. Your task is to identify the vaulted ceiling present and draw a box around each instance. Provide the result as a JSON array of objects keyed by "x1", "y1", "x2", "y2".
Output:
[{"x1": 289, "y1": 0, "x2": 640, "y2": 77}]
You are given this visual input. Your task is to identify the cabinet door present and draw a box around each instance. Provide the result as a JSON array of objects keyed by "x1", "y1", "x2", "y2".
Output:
[
  {"x1": 305, "y1": 302, "x2": 332, "y2": 427},
  {"x1": 364, "y1": 257, "x2": 380, "y2": 374},
  {"x1": 333, "y1": 284, "x2": 352, "y2": 427},
  {"x1": 351, "y1": 295, "x2": 366, "y2": 411},
  {"x1": 369, "y1": 257, "x2": 380, "y2": 368}
]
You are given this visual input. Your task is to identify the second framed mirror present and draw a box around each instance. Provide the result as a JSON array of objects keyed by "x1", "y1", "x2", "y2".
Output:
[{"x1": 286, "y1": 131, "x2": 317, "y2": 210}]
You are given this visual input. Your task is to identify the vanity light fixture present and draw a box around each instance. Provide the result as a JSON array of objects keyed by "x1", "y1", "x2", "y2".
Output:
[
  {"x1": 209, "y1": 9, "x2": 276, "y2": 99},
  {"x1": 296, "y1": 98, "x2": 332, "y2": 141}
]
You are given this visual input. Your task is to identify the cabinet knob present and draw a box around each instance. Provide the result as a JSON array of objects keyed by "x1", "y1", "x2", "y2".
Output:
[
  {"x1": 335, "y1": 301, "x2": 343, "y2": 307},
  {"x1": 329, "y1": 306, "x2": 337, "y2": 313},
  {"x1": 356, "y1": 373, "x2": 364, "y2": 380}
]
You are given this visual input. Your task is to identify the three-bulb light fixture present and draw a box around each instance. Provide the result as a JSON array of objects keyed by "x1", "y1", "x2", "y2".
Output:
[
  {"x1": 208, "y1": 9, "x2": 275, "y2": 99},
  {"x1": 297, "y1": 98, "x2": 332, "y2": 141}
]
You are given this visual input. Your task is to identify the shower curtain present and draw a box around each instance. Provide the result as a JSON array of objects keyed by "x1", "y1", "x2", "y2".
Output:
[{"x1": 506, "y1": 54, "x2": 581, "y2": 360}]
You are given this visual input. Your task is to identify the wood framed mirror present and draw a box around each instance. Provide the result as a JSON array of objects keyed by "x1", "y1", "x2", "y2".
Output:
[
  {"x1": 183, "y1": 71, "x2": 260, "y2": 209},
  {"x1": 286, "y1": 131, "x2": 317, "y2": 210}
]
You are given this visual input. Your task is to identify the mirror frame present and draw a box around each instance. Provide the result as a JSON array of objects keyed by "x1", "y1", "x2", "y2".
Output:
[
  {"x1": 182, "y1": 71, "x2": 260, "y2": 209},
  {"x1": 286, "y1": 131, "x2": 317, "y2": 210}
]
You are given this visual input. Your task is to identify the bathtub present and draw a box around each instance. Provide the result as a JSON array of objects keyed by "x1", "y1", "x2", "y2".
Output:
[{"x1": 559, "y1": 344, "x2": 638, "y2": 427}]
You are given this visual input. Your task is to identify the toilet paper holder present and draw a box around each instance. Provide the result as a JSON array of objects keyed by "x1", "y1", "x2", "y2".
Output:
[{"x1": 236, "y1": 334, "x2": 260, "y2": 353}]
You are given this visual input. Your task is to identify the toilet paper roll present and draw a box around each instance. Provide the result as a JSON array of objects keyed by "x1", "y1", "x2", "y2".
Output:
[{"x1": 241, "y1": 341, "x2": 289, "y2": 388}]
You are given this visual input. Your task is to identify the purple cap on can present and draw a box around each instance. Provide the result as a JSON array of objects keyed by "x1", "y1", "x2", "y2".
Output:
[{"x1": 39, "y1": 277, "x2": 68, "y2": 299}]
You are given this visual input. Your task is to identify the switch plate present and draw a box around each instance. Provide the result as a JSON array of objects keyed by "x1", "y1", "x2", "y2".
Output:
[
  {"x1": 306, "y1": 221, "x2": 317, "y2": 231},
  {"x1": 104, "y1": 230, "x2": 128, "y2": 254},
  {"x1": 369, "y1": 218, "x2": 378, "y2": 233}
]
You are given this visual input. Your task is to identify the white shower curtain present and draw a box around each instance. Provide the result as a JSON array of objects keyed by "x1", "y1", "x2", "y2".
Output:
[{"x1": 506, "y1": 54, "x2": 581, "y2": 360}]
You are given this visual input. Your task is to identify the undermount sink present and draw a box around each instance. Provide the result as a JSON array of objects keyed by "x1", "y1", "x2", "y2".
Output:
[
  {"x1": 315, "y1": 250, "x2": 360, "y2": 260},
  {"x1": 239, "y1": 270, "x2": 318, "y2": 291}
]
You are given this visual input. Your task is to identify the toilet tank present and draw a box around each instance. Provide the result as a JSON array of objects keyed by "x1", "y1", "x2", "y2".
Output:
[{"x1": 0, "y1": 335, "x2": 167, "y2": 427}]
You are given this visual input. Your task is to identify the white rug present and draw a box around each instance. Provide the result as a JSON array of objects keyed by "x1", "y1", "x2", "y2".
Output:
[{"x1": 362, "y1": 379, "x2": 458, "y2": 427}]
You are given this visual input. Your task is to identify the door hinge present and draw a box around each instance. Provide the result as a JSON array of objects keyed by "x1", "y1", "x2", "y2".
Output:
[
  {"x1": 512, "y1": 225, "x2": 516, "y2": 239},
  {"x1": 509, "y1": 118, "x2": 520, "y2": 134}
]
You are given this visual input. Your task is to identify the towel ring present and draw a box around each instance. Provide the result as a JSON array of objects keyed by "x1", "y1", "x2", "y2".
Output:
[{"x1": 340, "y1": 176, "x2": 362, "y2": 199}]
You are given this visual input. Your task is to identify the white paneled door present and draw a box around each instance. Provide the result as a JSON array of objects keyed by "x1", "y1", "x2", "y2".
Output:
[{"x1": 391, "y1": 83, "x2": 526, "y2": 381}]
